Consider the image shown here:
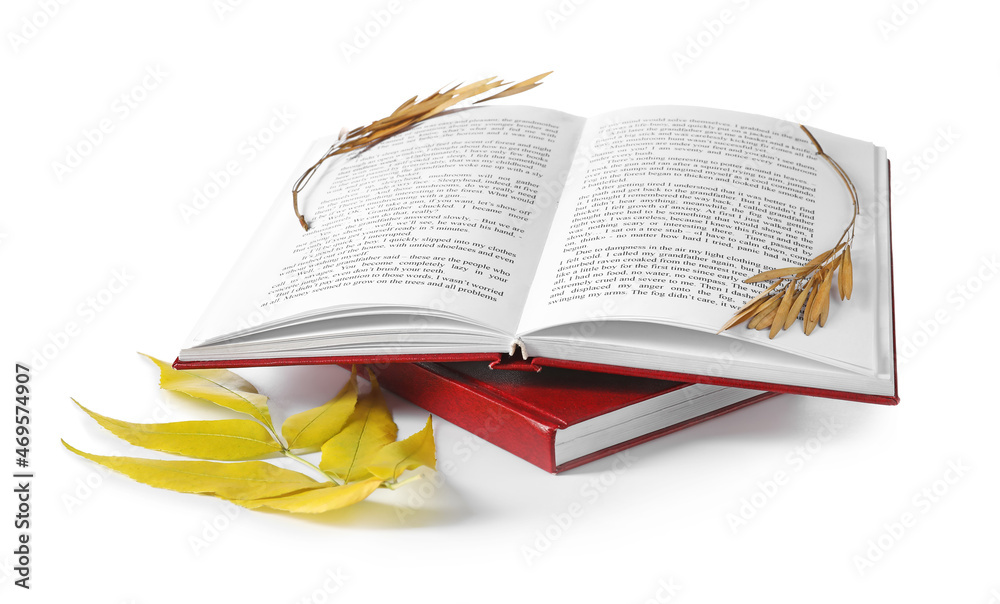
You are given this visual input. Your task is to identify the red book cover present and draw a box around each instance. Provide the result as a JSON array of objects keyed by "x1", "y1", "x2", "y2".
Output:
[{"x1": 353, "y1": 361, "x2": 778, "y2": 473}]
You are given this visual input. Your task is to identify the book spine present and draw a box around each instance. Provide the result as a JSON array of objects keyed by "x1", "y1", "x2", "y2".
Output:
[{"x1": 361, "y1": 363, "x2": 560, "y2": 473}]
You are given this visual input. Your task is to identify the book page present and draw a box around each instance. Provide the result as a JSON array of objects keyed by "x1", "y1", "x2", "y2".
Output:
[
  {"x1": 184, "y1": 106, "x2": 584, "y2": 348},
  {"x1": 518, "y1": 106, "x2": 879, "y2": 373}
]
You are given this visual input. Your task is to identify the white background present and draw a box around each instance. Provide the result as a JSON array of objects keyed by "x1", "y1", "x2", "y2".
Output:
[{"x1": 3, "y1": 1, "x2": 999, "y2": 602}]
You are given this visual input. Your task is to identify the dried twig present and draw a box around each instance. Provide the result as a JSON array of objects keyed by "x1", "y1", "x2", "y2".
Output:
[
  {"x1": 719, "y1": 125, "x2": 859, "y2": 338},
  {"x1": 291, "y1": 72, "x2": 553, "y2": 230}
]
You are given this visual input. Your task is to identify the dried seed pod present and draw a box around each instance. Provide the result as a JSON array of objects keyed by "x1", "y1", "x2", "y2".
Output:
[
  {"x1": 720, "y1": 126, "x2": 861, "y2": 338},
  {"x1": 719, "y1": 297, "x2": 767, "y2": 333},
  {"x1": 475, "y1": 71, "x2": 552, "y2": 103},
  {"x1": 755, "y1": 308, "x2": 778, "y2": 330},
  {"x1": 745, "y1": 267, "x2": 800, "y2": 284},
  {"x1": 785, "y1": 273, "x2": 817, "y2": 330},
  {"x1": 292, "y1": 73, "x2": 552, "y2": 230},
  {"x1": 808, "y1": 268, "x2": 828, "y2": 325},
  {"x1": 796, "y1": 242, "x2": 847, "y2": 279},
  {"x1": 718, "y1": 281, "x2": 783, "y2": 333},
  {"x1": 748, "y1": 295, "x2": 782, "y2": 329},
  {"x1": 770, "y1": 280, "x2": 797, "y2": 339},
  {"x1": 818, "y1": 280, "x2": 833, "y2": 327},
  {"x1": 803, "y1": 278, "x2": 821, "y2": 335},
  {"x1": 839, "y1": 245, "x2": 853, "y2": 300}
]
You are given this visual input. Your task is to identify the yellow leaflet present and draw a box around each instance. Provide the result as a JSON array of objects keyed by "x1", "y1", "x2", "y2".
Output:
[
  {"x1": 281, "y1": 366, "x2": 358, "y2": 451},
  {"x1": 141, "y1": 354, "x2": 271, "y2": 427},
  {"x1": 366, "y1": 416, "x2": 436, "y2": 481},
  {"x1": 74, "y1": 400, "x2": 282, "y2": 461},
  {"x1": 63, "y1": 441, "x2": 322, "y2": 500},
  {"x1": 232, "y1": 477, "x2": 383, "y2": 513},
  {"x1": 319, "y1": 373, "x2": 397, "y2": 483}
]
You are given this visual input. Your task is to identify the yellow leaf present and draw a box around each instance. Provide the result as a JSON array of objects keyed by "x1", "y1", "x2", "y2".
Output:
[
  {"x1": 232, "y1": 477, "x2": 383, "y2": 513},
  {"x1": 366, "y1": 416, "x2": 436, "y2": 481},
  {"x1": 74, "y1": 400, "x2": 282, "y2": 461},
  {"x1": 282, "y1": 367, "x2": 359, "y2": 451},
  {"x1": 63, "y1": 441, "x2": 323, "y2": 500},
  {"x1": 319, "y1": 373, "x2": 397, "y2": 482},
  {"x1": 141, "y1": 354, "x2": 271, "y2": 427}
]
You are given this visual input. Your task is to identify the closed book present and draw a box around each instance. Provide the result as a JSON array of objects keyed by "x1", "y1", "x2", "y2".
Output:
[{"x1": 359, "y1": 361, "x2": 778, "y2": 473}]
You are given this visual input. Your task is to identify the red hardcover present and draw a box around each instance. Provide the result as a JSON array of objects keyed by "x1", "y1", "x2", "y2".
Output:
[{"x1": 350, "y1": 361, "x2": 777, "y2": 473}]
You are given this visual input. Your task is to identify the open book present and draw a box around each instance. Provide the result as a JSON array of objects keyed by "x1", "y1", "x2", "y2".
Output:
[{"x1": 177, "y1": 104, "x2": 896, "y2": 404}]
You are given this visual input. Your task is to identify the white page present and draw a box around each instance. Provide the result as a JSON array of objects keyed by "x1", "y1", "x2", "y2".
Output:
[
  {"x1": 518, "y1": 105, "x2": 878, "y2": 374},
  {"x1": 183, "y1": 106, "x2": 585, "y2": 349}
]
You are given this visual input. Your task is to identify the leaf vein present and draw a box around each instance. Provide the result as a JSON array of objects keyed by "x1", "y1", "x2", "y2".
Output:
[{"x1": 188, "y1": 373, "x2": 265, "y2": 414}]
